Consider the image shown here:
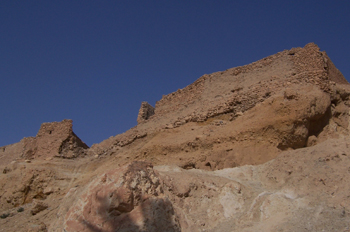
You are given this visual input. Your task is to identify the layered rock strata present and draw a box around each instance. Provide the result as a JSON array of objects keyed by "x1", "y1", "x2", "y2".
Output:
[{"x1": 0, "y1": 43, "x2": 349, "y2": 232}]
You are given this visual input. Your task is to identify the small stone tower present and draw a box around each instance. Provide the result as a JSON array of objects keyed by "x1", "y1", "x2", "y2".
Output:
[{"x1": 137, "y1": 102, "x2": 155, "y2": 124}]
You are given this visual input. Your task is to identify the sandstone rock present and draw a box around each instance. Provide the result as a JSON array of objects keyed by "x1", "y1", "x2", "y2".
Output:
[
  {"x1": 43, "y1": 187, "x2": 54, "y2": 195},
  {"x1": 164, "y1": 124, "x2": 174, "y2": 129},
  {"x1": 63, "y1": 161, "x2": 180, "y2": 232},
  {"x1": 307, "y1": 135, "x2": 318, "y2": 146},
  {"x1": 27, "y1": 222, "x2": 47, "y2": 232},
  {"x1": 1, "y1": 43, "x2": 350, "y2": 232},
  {"x1": 2, "y1": 167, "x2": 11, "y2": 174},
  {"x1": 31, "y1": 200, "x2": 48, "y2": 215}
]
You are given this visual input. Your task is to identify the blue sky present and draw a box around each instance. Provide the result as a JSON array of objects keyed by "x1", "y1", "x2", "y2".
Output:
[{"x1": 1, "y1": 1, "x2": 349, "y2": 147}]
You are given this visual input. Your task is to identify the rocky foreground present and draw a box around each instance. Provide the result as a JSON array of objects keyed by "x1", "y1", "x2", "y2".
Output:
[{"x1": 1, "y1": 43, "x2": 350, "y2": 231}]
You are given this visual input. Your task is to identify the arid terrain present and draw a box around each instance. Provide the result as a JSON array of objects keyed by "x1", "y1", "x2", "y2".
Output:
[{"x1": 1, "y1": 43, "x2": 350, "y2": 231}]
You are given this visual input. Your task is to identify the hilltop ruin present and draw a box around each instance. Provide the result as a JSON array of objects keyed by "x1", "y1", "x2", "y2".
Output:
[{"x1": 1, "y1": 43, "x2": 350, "y2": 232}]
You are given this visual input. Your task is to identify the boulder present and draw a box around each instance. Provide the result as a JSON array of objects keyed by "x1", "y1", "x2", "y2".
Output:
[{"x1": 63, "y1": 161, "x2": 180, "y2": 232}]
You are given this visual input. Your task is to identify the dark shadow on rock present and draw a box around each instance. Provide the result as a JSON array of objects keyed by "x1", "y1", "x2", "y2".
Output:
[
  {"x1": 277, "y1": 106, "x2": 333, "y2": 151},
  {"x1": 308, "y1": 106, "x2": 332, "y2": 137},
  {"x1": 81, "y1": 193, "x2": 180, "y2": 232}
]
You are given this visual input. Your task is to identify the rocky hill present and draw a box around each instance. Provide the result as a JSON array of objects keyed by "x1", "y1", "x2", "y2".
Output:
[{"x1": 1, "y1": 43, "x2": 350, "y2": 231}]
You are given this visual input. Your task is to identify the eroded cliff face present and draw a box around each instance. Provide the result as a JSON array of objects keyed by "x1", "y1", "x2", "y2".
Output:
[
  {"x1": 1, "y1": 43, "x2": 350, "y2": 232},
  {"x1": 0, "y1": 120, "x2": 89, "y2": 213},
  {"x1": 90, "y1": 43, "x2": 350, "y2": 170}
]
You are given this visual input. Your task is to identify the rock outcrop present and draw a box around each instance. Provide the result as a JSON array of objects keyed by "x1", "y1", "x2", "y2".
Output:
[
  {"x1": 154, "y1": 137, "x2": 350, "y2": 231},
  {"x1": 54, "y1": 139, "x2": 350, "y2": 231},
  {"x1": 1, "y1": 43, "x2": 350, "y2": 232},
  {"x1": 59, "y1": 162, "x2": 180, "y2": 232},
  {"x1": 86, "y1": 44, "x2": 350, "y2": 172}
]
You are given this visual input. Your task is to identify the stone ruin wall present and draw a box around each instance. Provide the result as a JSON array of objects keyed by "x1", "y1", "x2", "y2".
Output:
[
  {"x1": 137, "y1": 102, "x2": 155, "y2": 124},
  {"x1": 153, "y1": 48, "x2": 288, "y2": 120},
  {"x1": 0, "y1": 119, "x2": 88, "y2": 161},
  {"x1": 289, "y1": 43, "x2": 347, "y2": 91},
  {"x1": 152, "y1": 46, "x2": 291, "y2": 122},
  {"x1": 150, "y1": 43, "x2": 347, "y2": 128},
  {"x1": 224, "y1": 49, "x2": 287, "y2": 77},
  {"x1": 34, "y1": 119, "x2": 89, "y2": 159},
  {"x1": 325, "y1": 54, "x2": 348, "y2": 85},
  {"x1": 36, "y1": 119, "x2": 73, "y2": 138},
  {"x1": 0, "y1": 140, "x2": 26, "y2": 162},
  {"x1": 154, "y1": 77, "x2": 207, "y2": 116}
]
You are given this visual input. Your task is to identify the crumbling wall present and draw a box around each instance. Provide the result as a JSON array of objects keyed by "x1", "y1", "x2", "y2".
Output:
[
  {"x1": 137, "y1": 102, "x2": 155, "y2": 124},
  {"x1": 154, "y1": 77, "x2": 206, "y2": 116},
  {"x1": 149, "y1": 43, "x2": 348, "y2": 129},
  {"x1": 289, "y1": 43, "x2": 348, "y2": 90},
  {"x1": 324, "y1": 53, "x2": 348, "y2": 84},
  {"x1": 0, "y1": 119, "x2": 88, "y2": 162},
  {"x1": 33, "y1": 119, "x2": 89, "y2": 159}
]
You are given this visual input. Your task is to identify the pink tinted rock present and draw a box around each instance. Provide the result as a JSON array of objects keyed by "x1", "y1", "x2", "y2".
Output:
[{"x1": 63, "y1": 161, "x2": 180, "y2": 232}]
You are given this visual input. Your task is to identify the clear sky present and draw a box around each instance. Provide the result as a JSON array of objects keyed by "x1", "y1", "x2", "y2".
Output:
[{"x1": 1, "y1": 1, "x2": 349, "y2": 147}]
